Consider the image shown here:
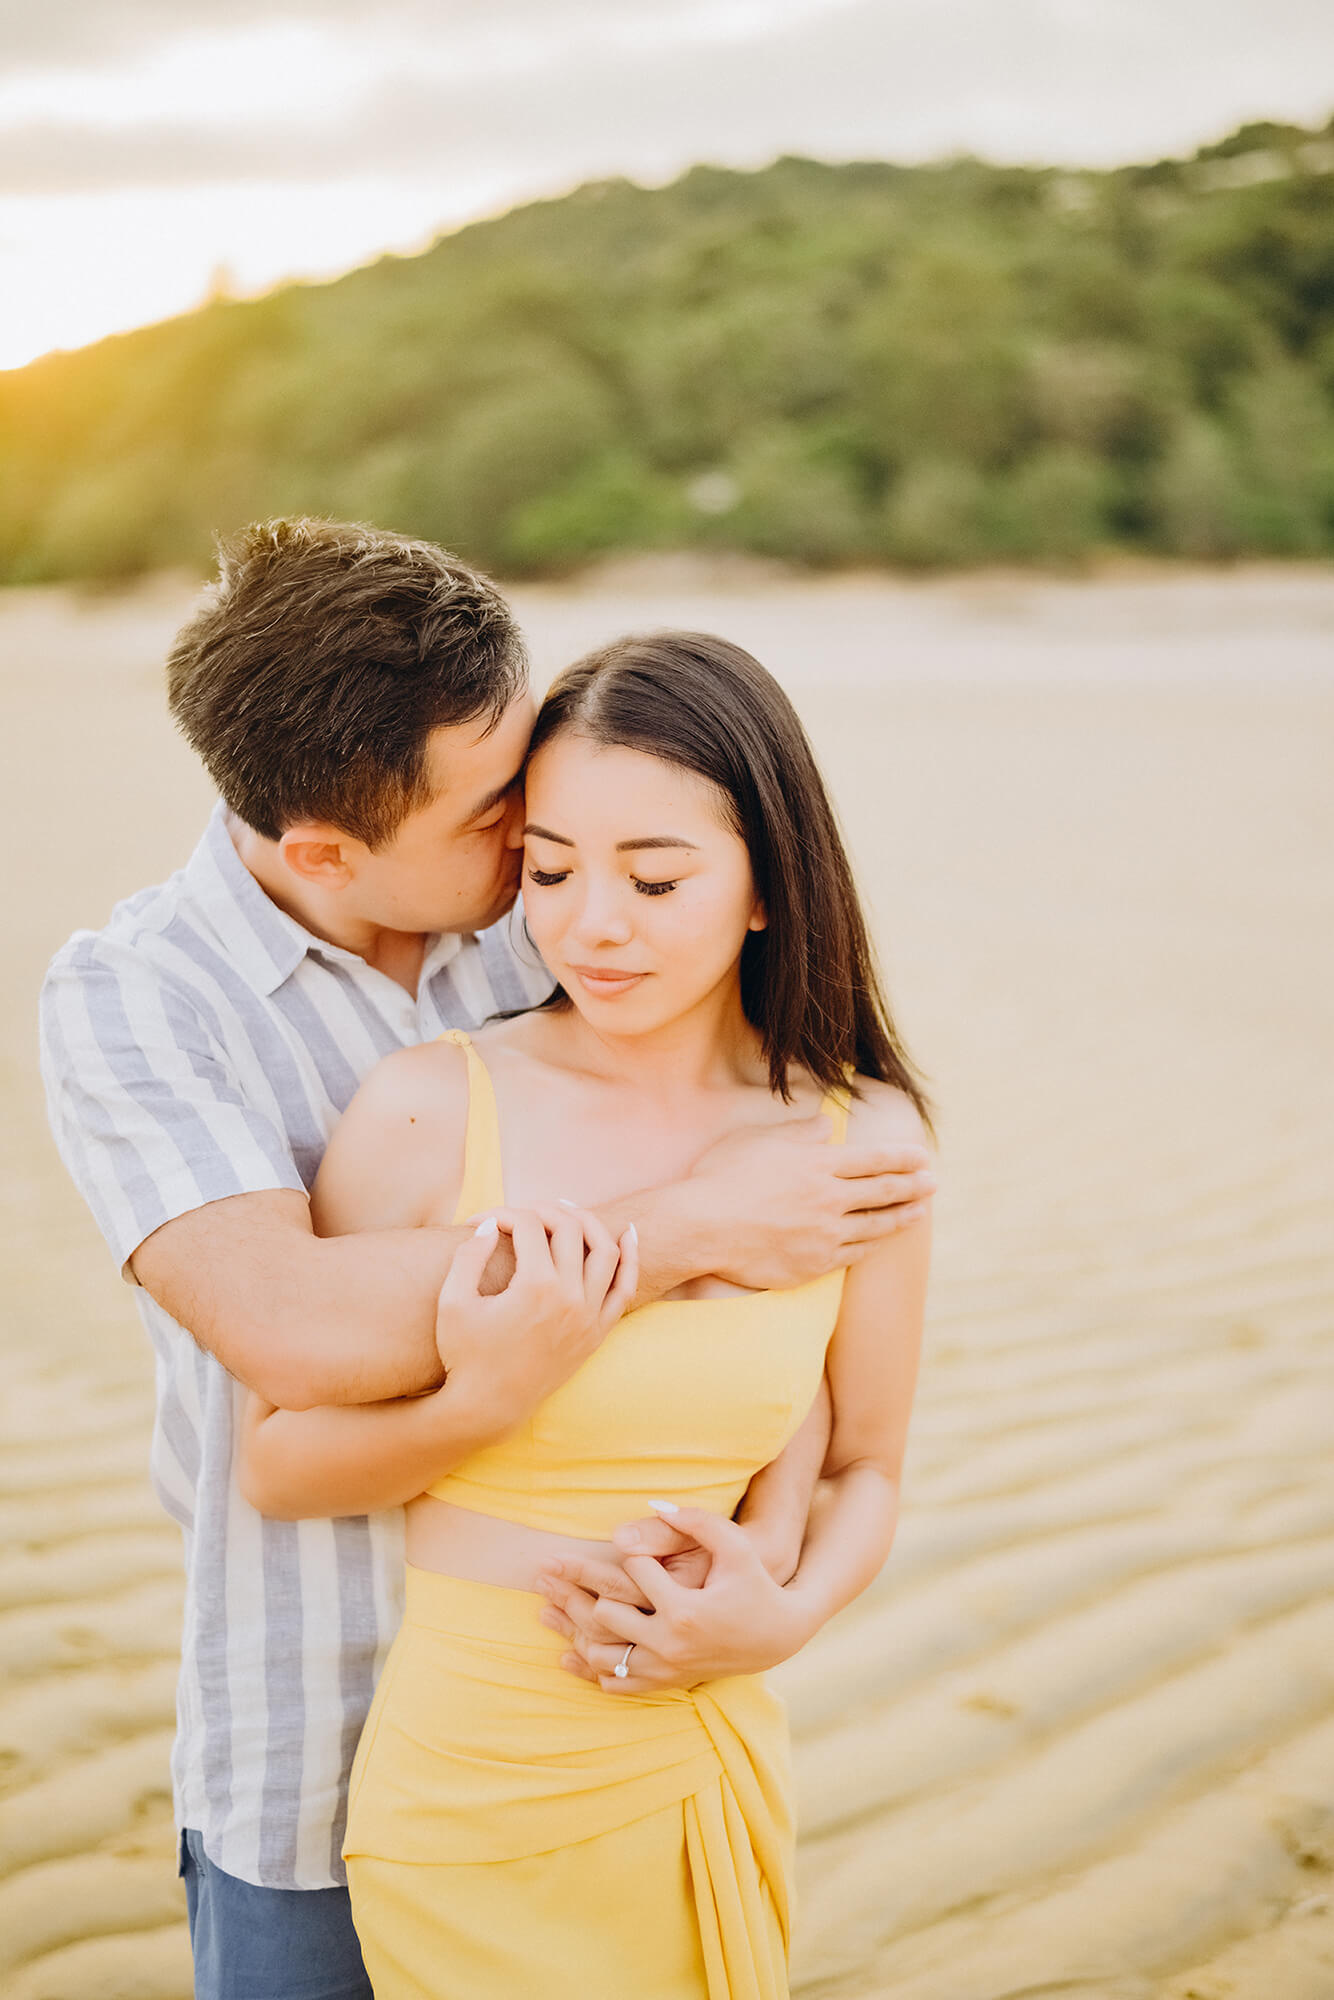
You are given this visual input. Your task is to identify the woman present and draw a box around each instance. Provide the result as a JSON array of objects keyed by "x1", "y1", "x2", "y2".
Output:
[{"x1": 238, "y1": 631, "x2": 932, "y2": 1999}]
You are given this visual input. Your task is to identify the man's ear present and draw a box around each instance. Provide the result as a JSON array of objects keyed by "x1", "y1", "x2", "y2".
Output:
[{"x1": 277, "y1": 823, "x2": 360, "y2": 889}]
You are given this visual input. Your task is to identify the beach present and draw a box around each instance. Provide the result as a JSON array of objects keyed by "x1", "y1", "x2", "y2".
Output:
[{"x1": 2, "y1": 563, "x2": 1332, "y2": 1999}]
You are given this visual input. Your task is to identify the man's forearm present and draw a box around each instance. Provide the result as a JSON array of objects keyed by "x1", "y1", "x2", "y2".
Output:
[
  {"x1": 134, "y1": 1194, "x2": 514, "y2": 1410},
  {"x1": 251, "y1": 1225, "x2": 465, "y2": 1407},
  {"x1": 143, "y1": 1165, "x2": 727, "y2": 1414},
  {"x1": 303, "y1": 1172, "x2": 721, "y2": 1400},
  {"x1": 594, "y1": 1178, "x2": 724, "y2": 1307},
  {"x1": 281, "y1": 1170, "x2": 726, "y2": 1399}
]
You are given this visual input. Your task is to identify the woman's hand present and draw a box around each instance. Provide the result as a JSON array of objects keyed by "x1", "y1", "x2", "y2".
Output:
[
  {"x1": 612, "y1": 1510, "x2": 795, "y2": 1590},
  {"x1": 536, "y1": 1504, "x2": 814, "y2": 1693},
  {"x1": 435, "y1": 1204, "x2": 637, "y2": 1433},
  {"x1": 533, "y1": 1512, "x2": 717, "y2": 1638}
]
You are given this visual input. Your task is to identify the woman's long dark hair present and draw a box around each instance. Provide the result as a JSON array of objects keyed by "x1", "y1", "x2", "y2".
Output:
[{"x1": 527, "y1": 631, "x2": 932, "y2": 1127}]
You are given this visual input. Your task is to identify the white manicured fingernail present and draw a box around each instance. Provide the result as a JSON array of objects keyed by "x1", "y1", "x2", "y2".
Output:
[
  {"x1": 626, "y1": 1223, "x2": 638, "y2": 1246},
  {"x1": 474, "y1": 1217, "x2": 498, "y2": 1237},
  {"x1": 647, "y1": 1498, "x2": 678, "y2": 1515},
  {"x1": 558, "y1": 1198, "x2": 578, "y2": 1209}
]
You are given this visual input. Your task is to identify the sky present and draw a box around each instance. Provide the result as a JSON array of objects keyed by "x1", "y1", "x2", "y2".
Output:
[{"x1": 1, "y1": 0, "x2": 1331, "y2": 371}]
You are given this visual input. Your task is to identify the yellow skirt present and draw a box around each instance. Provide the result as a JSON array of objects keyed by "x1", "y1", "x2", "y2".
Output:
[{"x1": 344, "y1": 1565, "x2": 794, "y2": 1999}]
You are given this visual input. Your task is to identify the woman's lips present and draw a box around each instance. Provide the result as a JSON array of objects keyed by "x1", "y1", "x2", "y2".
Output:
[{"x1": 568, "y1": 966, "x2": 648, "y2": 999}]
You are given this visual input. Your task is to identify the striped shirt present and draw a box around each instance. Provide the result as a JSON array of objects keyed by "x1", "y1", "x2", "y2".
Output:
[{"x1": 38, "y1": 802, "x2": 552, "y2": 1890}]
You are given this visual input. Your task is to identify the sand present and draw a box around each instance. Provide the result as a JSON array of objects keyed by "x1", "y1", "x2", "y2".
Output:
[{"x1": 1, "y1": 562, "x2": 1331, "y2": 1998}]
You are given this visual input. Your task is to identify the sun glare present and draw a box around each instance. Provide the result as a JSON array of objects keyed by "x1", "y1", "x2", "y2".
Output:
[
  {"x1": 0, "y1": 18, "x2": 535, "y2": 370},
  {"x1": 0, "y1": 172, "x2": 529, "y2": 372}
]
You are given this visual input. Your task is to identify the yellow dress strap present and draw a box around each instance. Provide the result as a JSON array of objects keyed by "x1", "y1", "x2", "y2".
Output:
[
  {"x1": 438, "y1": 1031, "x2": 506, "y2": 1221},
  {"x1": 821, "y1": 1077, "x2": 853, "y2": 1144}
]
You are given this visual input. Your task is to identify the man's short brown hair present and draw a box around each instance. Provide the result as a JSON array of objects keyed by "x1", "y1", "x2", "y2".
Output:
[{"x1": 166, "y1": 518, "x2": 527, "y2": 847}]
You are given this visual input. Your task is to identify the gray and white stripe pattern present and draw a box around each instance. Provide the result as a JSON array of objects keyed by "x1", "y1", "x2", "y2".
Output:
[{"x1": 39, "y1": 803, "x2": 550, "y2": 1889}]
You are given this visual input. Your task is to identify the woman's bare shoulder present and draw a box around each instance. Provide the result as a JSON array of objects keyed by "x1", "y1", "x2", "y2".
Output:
[
  {"x1": 350, "y1": 1034, "x2": 471, "y2": 1127},
  {"x1": 311, "y1": 1037, "x2": 471, "y2": 1234},
  {"x1": 846, "y1": 1074, "x2": 931, "y2": 1152}
]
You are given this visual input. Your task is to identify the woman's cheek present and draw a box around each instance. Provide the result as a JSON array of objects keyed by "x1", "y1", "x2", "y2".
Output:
[{"x1": 664, "y1": 890, "x2": 746, "y2": 977}]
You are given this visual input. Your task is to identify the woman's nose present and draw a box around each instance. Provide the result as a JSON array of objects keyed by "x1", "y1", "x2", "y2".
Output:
[{"x1": 570, "y1": 884, "x2": 634, "y2": 948}]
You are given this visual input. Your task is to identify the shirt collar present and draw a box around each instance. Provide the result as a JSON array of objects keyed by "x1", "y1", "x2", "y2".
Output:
[
  {"x1": 182, "y1": 803, "x2": 315, "y2": 995},
  {"x1": 183, "y1": 802, "x2": 460, "y2": 998}
]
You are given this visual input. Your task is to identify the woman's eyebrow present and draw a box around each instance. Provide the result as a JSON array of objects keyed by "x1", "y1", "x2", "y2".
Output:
[
  {"x1": 614, "y1": 836, "x2": 700, "y2": 852},
  {"x1": 523, "y1": 825, "x2": 701, "y2": 852},
  {"x1": 523, "y1": 821, "x2": 573, "y2": 846}
]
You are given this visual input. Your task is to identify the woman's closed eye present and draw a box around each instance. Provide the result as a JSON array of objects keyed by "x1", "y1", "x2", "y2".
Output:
[{"x1": 525, "y1": 867, "x2": 679, "y2": 896}]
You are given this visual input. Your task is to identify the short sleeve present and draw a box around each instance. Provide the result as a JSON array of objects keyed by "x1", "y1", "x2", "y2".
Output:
[{"x1": 39, "y1": 932, "x2": 306, "y2": 1278}]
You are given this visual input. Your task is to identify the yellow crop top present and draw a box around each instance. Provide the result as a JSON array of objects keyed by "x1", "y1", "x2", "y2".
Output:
[{"x1": 424, "y1": 1031, "x2": 849, "y2": 1539}]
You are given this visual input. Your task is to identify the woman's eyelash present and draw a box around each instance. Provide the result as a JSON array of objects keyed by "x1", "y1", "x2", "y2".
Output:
[{"x1": 525, "y1": 867, "x2": 677, "y2": 896}]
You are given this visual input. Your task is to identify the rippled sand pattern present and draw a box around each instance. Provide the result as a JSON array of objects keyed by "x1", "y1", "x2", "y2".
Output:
[{"x1": 2, "y1": 568, "x2": 1331, "y2": 1998}]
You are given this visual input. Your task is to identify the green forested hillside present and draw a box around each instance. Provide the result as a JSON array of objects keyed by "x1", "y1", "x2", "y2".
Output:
[{"x1": 3, "y1": 117, "x2": 1333, "y2": 581}]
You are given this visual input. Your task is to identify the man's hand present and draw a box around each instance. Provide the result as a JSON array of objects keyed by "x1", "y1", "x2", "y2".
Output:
[
  {"x1": 686, "y1": 1116, "x2": 935, "y2": 1292},
  {"x1": 437, "y1": 1204, "x2": 637, "y2": 1432},
  {"x1": 535, "y1": 1504, "x2": 813, "y2": 1693}
]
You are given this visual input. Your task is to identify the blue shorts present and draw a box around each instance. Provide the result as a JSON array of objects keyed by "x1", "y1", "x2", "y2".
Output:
[{"x1": 179, "y1": 1828, "x2": 373, "y2": 2000}]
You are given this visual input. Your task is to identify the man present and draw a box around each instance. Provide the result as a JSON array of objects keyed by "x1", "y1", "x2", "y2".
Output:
[{"x1": 40, "y1": 517, "x2": 934, "y2": 2000}]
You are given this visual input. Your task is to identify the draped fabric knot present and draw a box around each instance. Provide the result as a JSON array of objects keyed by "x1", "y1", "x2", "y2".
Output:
[{"x1": 345, "y1": 1569, "x2": 795, "y2": 1999}]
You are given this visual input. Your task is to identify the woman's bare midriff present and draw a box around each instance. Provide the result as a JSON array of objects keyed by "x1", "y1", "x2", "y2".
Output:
[{"x1": 405, "y1": 1492, "x2": 628, "y2": 1595}]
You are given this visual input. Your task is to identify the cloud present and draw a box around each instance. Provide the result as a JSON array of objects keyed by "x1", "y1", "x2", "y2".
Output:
[
  {"x1": 0, "y1": 1, "x2": 459, "y2": 70},
  {"x1": 0, "y1": 0, "x2": 1330, "y2": 205},
  {"x1": 1, "y1": 0, "x2": 837, "y2": 75}
]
